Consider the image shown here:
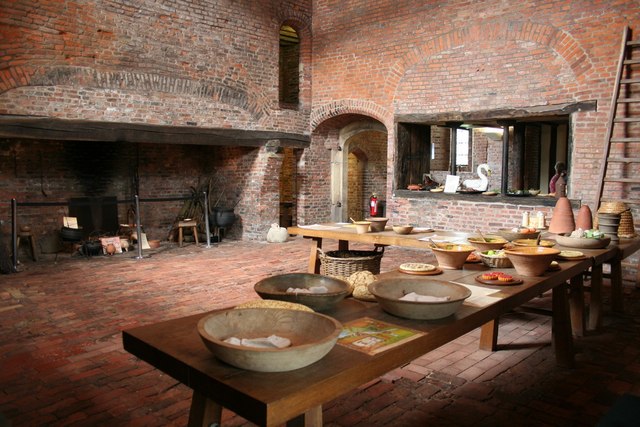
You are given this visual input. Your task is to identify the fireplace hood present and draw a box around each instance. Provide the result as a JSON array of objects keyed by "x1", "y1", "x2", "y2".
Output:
[{"x1": 0, "y1": 115, "x2": 310, "y2": 148}]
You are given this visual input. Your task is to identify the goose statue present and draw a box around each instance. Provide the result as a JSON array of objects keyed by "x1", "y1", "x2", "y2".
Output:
[{"x1": 463, "y1": 164, "x2": 491, "y2": 192}]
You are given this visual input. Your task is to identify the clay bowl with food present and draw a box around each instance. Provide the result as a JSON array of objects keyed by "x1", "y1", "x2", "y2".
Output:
[
  {"x1": 369, "y1": 278, "x2": 471, "y2": 320},
  {"x1": 365, "y1": 217, "x2": 389, "y2": 232},
  {"x1": 392, "y1": 225, "x2": 414, "y2": 235},
  {"x1": 467, "y1": 235, "x2": 508, "y2": 252},
  {"x1": 431, "y1": 243, "x2": 477, "y2": 270},
  {"x1": 555, "y1": 233, "x2": 611, "y2": 249},
  {"x1": 479, "y1": 250, "x2": 513, "y2": 268},
  {"x1": 197, "y1": 308, "x2": 342, "y2": 372},
  {"x1": 353, "y1": 221, "x2": 371, "y2": 234},
  {"x1": 254, "y1": 273, "x2": 351, "y2": 312},
  {"x1": 503, "y1": 246, "x2": 561, "y2": 276},
  {"x1": 497, "y1": 228, "x2": 541, "y2": 242},
  {"x1": 511, "y1": 238, "x2": 556, "y2": 248}
]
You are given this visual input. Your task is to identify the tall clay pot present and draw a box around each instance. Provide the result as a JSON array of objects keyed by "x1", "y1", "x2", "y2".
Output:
[
  {"x1": 575, "y1": 205, "x2": 593, "y2": 231},
  {"x1": 549, "y1": 197, "x2": 575, "y2": 234}
]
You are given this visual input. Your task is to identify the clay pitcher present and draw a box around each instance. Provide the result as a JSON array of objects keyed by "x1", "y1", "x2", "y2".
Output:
[
  {"x1": 575, "y1": 205, "x2": 593, "y2": 231},
  {"x1": 106, "y1": 243, "x2": 116, "y2": 256}
]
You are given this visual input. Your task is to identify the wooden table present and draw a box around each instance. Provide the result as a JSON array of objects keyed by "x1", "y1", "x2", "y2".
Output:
[{"x1": 123, "y1": 258, "x2": 590, "y2": 427}]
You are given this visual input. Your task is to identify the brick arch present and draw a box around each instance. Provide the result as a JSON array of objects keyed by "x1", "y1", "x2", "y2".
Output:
[
  {"x1": 386, "y1": 20, "x2": 593, "y2": 98},
  {"x1": 0, "y1": 65, "x2": 271, "y2": 120},
  {"x1": 310, "y1": 99, "x2": 393, "y2": 132}
]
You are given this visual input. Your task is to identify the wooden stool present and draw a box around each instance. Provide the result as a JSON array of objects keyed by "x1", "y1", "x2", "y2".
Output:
[
  {"x1": 17, "y1": 231, "x2": 38, "y2": 261},
  {"x1": 177, "y1": 220, "x2": 199, "y2": 247}
]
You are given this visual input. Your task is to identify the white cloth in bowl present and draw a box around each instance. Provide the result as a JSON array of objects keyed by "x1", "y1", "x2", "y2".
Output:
[
  {"x1": 399, "y1": 292, "x2": 451, "y2": 302},
  {"x1": 224, "y1": 335, "x2": 291, "y2": 349},
  {"x1": 286, "y1": 286, "x2": 329, "y2": 294}
]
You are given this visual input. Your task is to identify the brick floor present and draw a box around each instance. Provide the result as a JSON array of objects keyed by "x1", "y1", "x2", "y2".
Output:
[{"x1": 1, "y1": 237, "x2": 640, "y2": 426}]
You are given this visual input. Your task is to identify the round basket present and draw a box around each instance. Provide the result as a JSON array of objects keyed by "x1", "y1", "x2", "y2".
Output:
[
  {"x1": 598, "y1": 201, "x2": 628, "y2": 214},
  {"x1": 479, "y1": 251, "x2": 513, "y2": 268},
  {"x1": 618, "y1": 210, "x2": 637, "y2": 238},
  {"x1": 318, "y1": 247, "x2": 384, "y2": 278}
]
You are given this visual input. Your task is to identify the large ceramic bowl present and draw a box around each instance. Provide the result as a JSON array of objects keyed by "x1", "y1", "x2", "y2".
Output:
[
  {"x1": 366, "y1": 217, "x2": 389, "y2": 232},
  {"x1": 555, "y1": 233, "x2": 611, "y2": 249},
  {"x1": 369, "y1": 278, "x2": 471, "y2": 320},
  {"x1": 431, "y1": 243, "x2": 477, "y2": 269},
  {"x1": 467, "y1": 235, "x2": 508, "y2": 251},
  {"x1": 503, "y1": 246, "x2": 561, "y2": 276},
  {"x1": 254, "y1": 273, "x2": 351, "y2": 312},
  {"x1": 497, "y1": 228, "x2": 541, "y2": 241},
  {"x1": 197, "y1": 308, "x2": 342, "y2": 372},
  {"x1": 353, "y1": 221, "x2": 371, "y2": 234}
]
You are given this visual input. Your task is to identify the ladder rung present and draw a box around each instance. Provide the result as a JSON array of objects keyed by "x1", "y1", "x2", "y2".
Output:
[
  {"x1": 623, "y1": 59, "x2": 640, "y2": 65},
  {"x1": 621, "y1": 78, "x2": 640, "y2": 84},
  {"x1": 604, "y1": 178, "x2": 640, "y2": 183},
  {"x1": 610, "y1": 137, "x2": 640, "y2": 143},
  {"x1": 614, "y1": 117, "x2": 640, "y2": 123},
  {"x1": 617, "y1": 98, "x2": 640, "y2": 103},
  {"x1": 628, "y1": 40, "x2": 640, "y2": 46},
  {"x1": 607, "y1": 157, "x2": 640, "y2": 163}
]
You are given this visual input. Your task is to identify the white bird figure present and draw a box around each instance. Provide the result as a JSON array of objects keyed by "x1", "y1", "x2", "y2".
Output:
[{"x1": 463, "y1": 164, "x2": 491, "y2": 192}]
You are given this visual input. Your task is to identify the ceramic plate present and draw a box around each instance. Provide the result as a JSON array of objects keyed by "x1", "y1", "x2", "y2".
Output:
[
  {"x1": 557, "y1": 250, "x2": 585, "y2": 259},
  {"x1": 482, "y1": 191, "x2": 498, "y2": 196}
]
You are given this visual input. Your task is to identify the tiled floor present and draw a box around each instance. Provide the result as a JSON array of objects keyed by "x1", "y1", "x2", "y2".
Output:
[{"x1": 1, "y1": 237, "x2": 640, "y2": 426}]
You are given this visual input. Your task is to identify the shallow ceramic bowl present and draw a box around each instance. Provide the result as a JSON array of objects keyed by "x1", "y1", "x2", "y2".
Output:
[
  {"x1": 497, "y1": 228, "x2": 541, "y2": 242},
  {"x1": 254, "y1": 273, "x2": 351, "y2": 312},
  {"x1": 555, "y1": 234, "x2": 611, "y2": 249},
  {"x1": 479, "y1": 251, "x2": 513, "y2": 268},
  {"x1": 393, "y1": 225, "x2": 414, "y2": 235},
  {"x1": 504, "y1": 246, "x2": 561, "y2": 276},
  {"x1": 431, "y1": 243, "x2": 477, "y2": 270},
  {"x1": 528, "y1": 189, "x2": 541, "y2": 196},
  {"x1": 353, "y1": 221, "x2": 371, "y2": 234},
  {"x1": 512, "y1": 238, "x2": 556, "y2": 248},
  {"x1": 197, "y1": 308, "x2": 342, "y2": 372},
  {"x1": 467, "y1": 235, "x2": 508, "y2": 251},
  {"x1": 370, "y1": 278, "x2": 471, "y2": 320},
  {"x1": 366, "y1": 217, "x2": 389, "y2": 232}
]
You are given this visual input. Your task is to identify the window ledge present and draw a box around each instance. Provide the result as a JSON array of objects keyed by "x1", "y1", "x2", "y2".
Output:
[{"x1": 394, "y1": 189, "x2": 580, "y2": 208}]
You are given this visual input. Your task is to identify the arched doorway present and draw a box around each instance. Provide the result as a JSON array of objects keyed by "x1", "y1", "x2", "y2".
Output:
[{"x1": 332, "y1": 120, "x2": 388, "y2": 222}]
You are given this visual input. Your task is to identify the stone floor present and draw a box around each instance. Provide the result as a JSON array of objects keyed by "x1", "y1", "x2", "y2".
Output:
[{"x1": 1, "y1": 237, "x2": 640, "y2": 427}]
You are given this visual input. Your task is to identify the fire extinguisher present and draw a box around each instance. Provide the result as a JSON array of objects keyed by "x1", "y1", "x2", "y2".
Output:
[{"x1": 369, "y1": 193, "x2": 379, "y2": 217}]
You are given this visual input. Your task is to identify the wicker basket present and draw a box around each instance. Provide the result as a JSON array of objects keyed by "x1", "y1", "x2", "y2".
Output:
[
  {"x1": 479, "y1": 252, "x2": 513, "y2": 268},
  {"x1": 318, "y1": 247, "x2": 384, "y2": 278}
]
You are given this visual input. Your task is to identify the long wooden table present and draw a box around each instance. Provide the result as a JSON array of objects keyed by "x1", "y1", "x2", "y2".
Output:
[{"x1": 123, "y1": 257, "x2": 590, "y2": 427}]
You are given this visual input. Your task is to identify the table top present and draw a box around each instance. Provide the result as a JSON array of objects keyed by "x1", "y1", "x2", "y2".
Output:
[{"x1": 122, "y1": 257, "x2": 591, "y2": 427}]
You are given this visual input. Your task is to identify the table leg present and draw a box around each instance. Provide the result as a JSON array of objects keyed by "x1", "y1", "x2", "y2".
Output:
[
  {"x1": 610, "y1": 256, "x2": 624, "y2": 313},
  {"x1": 588, "y1": 264, "x2": 603, "y2": 331},
  {"x1": 286, "y1": 406, "x2": 323, "y2": 427},
  {"x1": 552, "y1": 281, "x2": 574, "y2": 368},
  {"x1": 479, "y1": 319, "x2": 499, "y2": 351},
  {"x1": 569, "y1": 275, "x2": 585, "y2": 337},
  {"x1": 308, "y1": 237, "x2": 323, "y2": 274},
  {"x1": 188, "y1": 391, "x2": 222, "y2": 427},
  {"x1": 338, "y1": 239, "x2": 349, "y2": 251}
]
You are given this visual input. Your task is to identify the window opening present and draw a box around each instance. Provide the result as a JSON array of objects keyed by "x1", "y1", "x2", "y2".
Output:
[{"x1": 279, "y1": 25, "x2": 300, "y2": 107}]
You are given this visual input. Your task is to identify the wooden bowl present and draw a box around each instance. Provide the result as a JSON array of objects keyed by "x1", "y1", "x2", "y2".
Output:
[
  {"x1": 370, "y1": 278, "x2": 471, "y2": 320},
  {"x1": 467, "y1": 235, "x2": 508, "y2": 251},
  {"x1": 392, "y1": 225, "x2": 414, "y2": 235},
  {"x1": 511, "y1": 238, "x2": 556, "y2": 248},
  {"x1": 197, "y1": 308, "x2": 342, "y2": 372},
  {"x1": 365, "y1": 217, "x2": 389, "y2": 232},
  {"x1": 503, "y1": 246, "x2": 561, "y2": 276},
  {"x1": 431, "y1": 244, "x2": 477, "y2": 270},
  {"x1": 254, "y1": 273, "x2": 351, "y2": 312},
  {"x1": 353, "y1": 221, "x2": 371, "y2": 234},
  {"x1": 555, "y1": 234, "x2": 611, "y2": 249},
  {"x1": 497, "y1": 228, "x2": 541, "y2": 241}
]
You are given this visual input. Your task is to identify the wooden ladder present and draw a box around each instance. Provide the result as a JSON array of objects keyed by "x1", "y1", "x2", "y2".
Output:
[
  {"x1": 596, "y1": 26, "x2": 640, "y2": 207},
  {"x1": 595, "y1": 26, "x2": 640, "y2": 283}
]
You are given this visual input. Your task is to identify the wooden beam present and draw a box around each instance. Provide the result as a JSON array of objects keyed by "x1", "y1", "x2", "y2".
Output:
[
  {"x1": 0, "y1": 116, "x2": 310, "y2": 148},
  {"x1": 395, "y1": 100, "x2": 597, "y2": 125}
]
